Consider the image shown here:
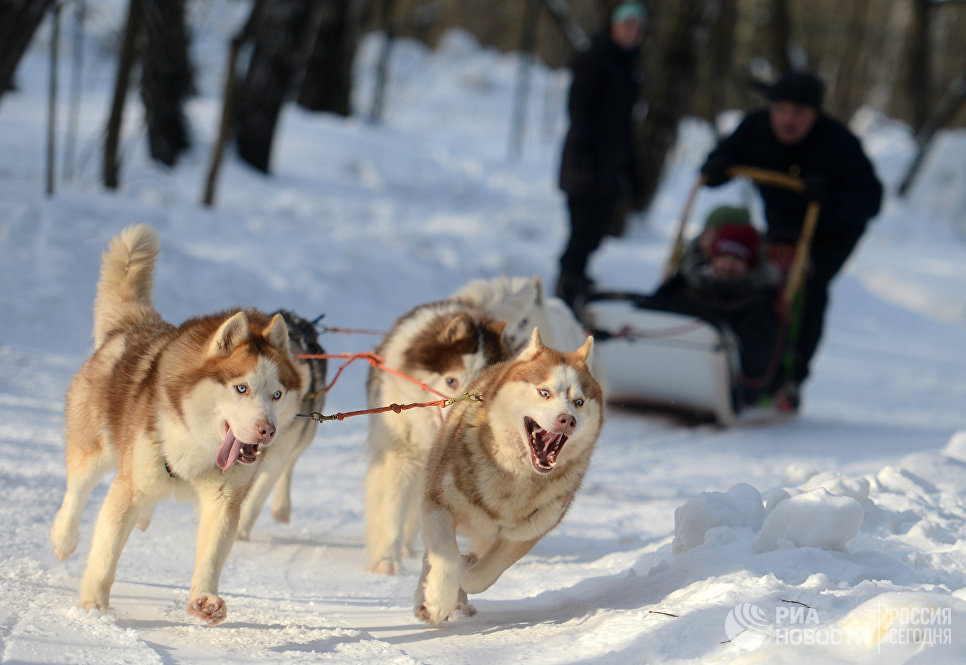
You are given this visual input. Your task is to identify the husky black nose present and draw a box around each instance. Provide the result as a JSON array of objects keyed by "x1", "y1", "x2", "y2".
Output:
[
  {"x1": 254, "y1": 421, "x2": 276, "y2": 443},
  {"x1": 556, "y1": 413, "x2": 576, "y2": 436}
]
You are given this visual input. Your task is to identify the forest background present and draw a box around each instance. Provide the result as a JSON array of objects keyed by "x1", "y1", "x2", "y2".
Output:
[{"x1": 2, "y1": 0, "x2": 964, "y2": 209}]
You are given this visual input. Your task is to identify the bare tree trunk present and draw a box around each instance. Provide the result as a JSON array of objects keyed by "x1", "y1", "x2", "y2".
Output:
[
  {"x1": 64, "y1": 0, "x2": 86, "y2": 180},
  {"x1": 47, "y1": 2, "x2": 62, "y2": 197},
  {"x1": 826, "y1": 0, "x2": 871, "y2": 120},
  {"x1": 235, "y1": 0, "x2": 324, "y2": 172},
  {"x1": 103, "y1": 0, "x2": 143, "y2": 190},
  {"x1": 297, "y1": 0, "x2": 366, "y2": 116},
  {"x1": 908, "y1": 0, "x2": 930, "y2": 132},
  {"x1": 0, "y1": 0, "x2": 56, "y2": 107},
  {"x1": 368, "y1": 0, "x2": 396, "y2": 124},
  {"x1": 201, "y1": 0, "x2": 263, "y2": 206},
  {"x1": 541, "y1": 0, "x2": 589, "y2": 52},
  {"x1": 507, "y1": 0, "x2": 540, "y2": 162},
  {"x1": 707, "y1": 0, "x2": 737, "y2": 119},
  {"x1": 635, "y1": 0, "x2": 715, "y2": 211},
  {"x1": 899, "y1": 74, "x2": 966, "y2": 197},
  {"x1": 140, "y1": 0, "x2": 193, "y2": 166},
  {"x1": 766, "y1": 0, "x2": 791, "y2": 73}
]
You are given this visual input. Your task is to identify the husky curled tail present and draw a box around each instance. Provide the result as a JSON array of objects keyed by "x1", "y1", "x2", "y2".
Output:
[{"x1": 92, "y1": 223, "x2": 162, "y2": 348}]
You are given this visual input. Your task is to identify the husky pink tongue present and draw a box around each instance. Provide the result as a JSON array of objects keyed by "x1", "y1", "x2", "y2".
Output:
[{"x1": 216, "y1": 428, "x2": 243, "y2": 473}]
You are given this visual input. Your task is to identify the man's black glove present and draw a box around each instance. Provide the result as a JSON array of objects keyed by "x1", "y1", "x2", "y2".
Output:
[
  {"x1": 802, "y1": 173, "x2": 827, "y2": 203},
  {"x1": 701, "y1": 153, "x2": 731, "y2": 187}
]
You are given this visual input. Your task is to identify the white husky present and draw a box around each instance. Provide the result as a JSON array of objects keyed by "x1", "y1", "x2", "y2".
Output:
[
  {"x1": 364, "y1": 299, "x2": 507, "y2": 574},
  {"x1": 414, "y1": 328, "x2": 603, "y2": 625},
  {"x1": 451, "y1": 274, "x2": 587, "y2": 354},
  {"x1": 50, "y1": 224, "x2": 303, "y2": 625}
]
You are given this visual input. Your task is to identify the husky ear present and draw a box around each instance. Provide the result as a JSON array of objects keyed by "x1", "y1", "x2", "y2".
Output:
[
  {"x1": 506, "y1": 278, "x2": 535, "y2": 312},
  {"x1": 263, "y1": 313, "x2": 292, "y2": 357},
  {"x1": 517, "y1": 327, "x2": 544, "y2": 361},
  {"x1": 532, "y1": 274, "x2": 545, "y2": 306},
  {"x1": 488, "y1": 319, "x2": 507, "y2": 338},
  {"x1": 208, "y1": 311, "x2": 251, "y2": 357},
  {"x1": 572, "y1": 335, "x2": 595, "y2": 371},
  {"x1": 439, "y1": 314, "x2": 474, "y2": 344}
]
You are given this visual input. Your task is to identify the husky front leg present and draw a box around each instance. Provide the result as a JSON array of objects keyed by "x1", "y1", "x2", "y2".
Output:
[
  {"x1": 187, "y1": 488, "x2": 243, "y2": 625},
  {"x1": 364, "y1": 446, "x2": 422, "y2": 574},
  {"x1": 414, "y1": 505, "x2": 462, "y2": 626},
  {"x1": 237, "y1": 438, "x2": 292, "y2": 540},
  {"x1": 270, "y1": 420, "x2": 315, "y2": 524},
  {"x1": 77, "y1": 478, "x2": 141, "y2": 611},
  {"x1": 460, "y1": 536, "x2": 540, "y2": 595},
  {"x1": 401, "y1": 467, "x2": 426, "y2": 558}
]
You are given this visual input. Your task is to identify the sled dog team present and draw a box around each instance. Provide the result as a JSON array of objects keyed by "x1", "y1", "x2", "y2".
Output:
[{"x1": 51, "y1": 224, "x2": 603, "y2": 626}]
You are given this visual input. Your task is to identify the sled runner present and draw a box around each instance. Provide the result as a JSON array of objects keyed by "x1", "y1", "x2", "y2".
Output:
[{"x1": 581, "y1": 166, "x2": 820, "y2": 425}]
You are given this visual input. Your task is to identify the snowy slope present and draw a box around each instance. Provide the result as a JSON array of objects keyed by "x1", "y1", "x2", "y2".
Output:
[{"x1": 2, "y1": 10, "x2": 966, "y2": 665}]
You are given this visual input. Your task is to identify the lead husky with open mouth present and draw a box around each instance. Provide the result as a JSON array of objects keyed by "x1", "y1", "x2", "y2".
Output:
[
  {"x1": 50, "y1": 223, "x2": 303, "y2": 625},
  {"x1": 414, "y1": 328, "x2": 603, "y2": 625}
]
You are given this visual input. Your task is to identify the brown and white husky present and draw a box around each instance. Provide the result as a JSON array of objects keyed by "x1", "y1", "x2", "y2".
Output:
[
  {"x1": 364, "y1": 299, "x2": 507, "y2": 575},
  {"x1": 413, "y1": 328, "x2": 603, "y2": 625},
  {"x1": 50, "y1": 224, "x2": 303, "y2": 625}
]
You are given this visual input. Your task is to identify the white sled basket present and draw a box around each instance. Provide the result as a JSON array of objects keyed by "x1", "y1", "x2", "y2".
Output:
[{"x1": 583, "y1": 297, "x2": 742, "y2": 425}]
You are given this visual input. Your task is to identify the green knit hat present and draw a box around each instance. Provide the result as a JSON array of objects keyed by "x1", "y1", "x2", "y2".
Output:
[{"x1": 704, "y1": 205, "x2": 751, "y2": 232}]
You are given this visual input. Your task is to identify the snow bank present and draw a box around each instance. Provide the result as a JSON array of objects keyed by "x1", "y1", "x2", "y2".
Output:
[
  {"x1": 672, "y1": 483, "x2": 764, "y2": 555},
  {"x1": 756, "y1": 488, "x2": 864, "y2": 552}
]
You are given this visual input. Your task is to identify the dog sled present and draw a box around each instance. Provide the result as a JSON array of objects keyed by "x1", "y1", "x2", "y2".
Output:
[{"x1": 580, "y1": 167, "x2": 819, "y2": 425}]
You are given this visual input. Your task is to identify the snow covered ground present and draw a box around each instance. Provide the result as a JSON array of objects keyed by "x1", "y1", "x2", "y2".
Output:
[{"x1": 2, "y1": 7, "x2": 966, "y2": 664}]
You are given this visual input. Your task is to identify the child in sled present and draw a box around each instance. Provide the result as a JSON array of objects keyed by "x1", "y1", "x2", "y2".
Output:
[{"x1": 640, "y1": 209, "x2": 788, "y2": 406}]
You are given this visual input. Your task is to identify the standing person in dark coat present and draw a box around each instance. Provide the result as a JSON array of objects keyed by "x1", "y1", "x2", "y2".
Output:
[
  {"x1": 700, "y1": 70, "x2": 883, "y2": 409},
  {"x1": 556, "y1": 0, "x2": 645, "y2": 311}
]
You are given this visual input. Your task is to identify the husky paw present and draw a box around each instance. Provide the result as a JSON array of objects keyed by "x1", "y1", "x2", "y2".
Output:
[
  {"x1": 78, "y1": 600, "x2": 112, "y2": 616},
  {"x1": 188, "y1": 594, "x2": 227, "y2": 626},
  {"x1": 50, "y1": 534, "x2": 77, "y2": 562},
  {"x1": 271, "y1": 505, "x2": 291, "y2": 524},
  {"x1": 365, "y1": 558, "x2": 399, "y2": 575},
  {"x1": 457, "y1": 588, "x2": 477, "y2": 617},
  {"x1": 416, "y1": 566, "x2": 460, "y2": 626},
  {"x1": 415, "y1": 600, "x2": 453, "y2": 626},
  {"x1": 50, "y1": 517, "x2": 78, "y2": 561}
]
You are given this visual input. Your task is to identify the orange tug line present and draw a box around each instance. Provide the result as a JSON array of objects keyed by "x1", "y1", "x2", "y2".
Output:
[{"x1": 294, "y1": 352, "x2": 482, "y2": 422}]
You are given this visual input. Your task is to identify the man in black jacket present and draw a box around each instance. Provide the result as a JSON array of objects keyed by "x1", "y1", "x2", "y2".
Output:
[
  {"x1": 556, "y1": 1, "x2": 645, "y2": 310},
  {"x1": 701, "y1": 70, "x2": 883, "y2": 408}
]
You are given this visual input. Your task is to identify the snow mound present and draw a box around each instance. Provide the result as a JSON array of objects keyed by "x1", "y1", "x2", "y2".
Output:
[
  {"x1": 942, "y1": 430, "x2": 966, "y2": 462},
  {"x1": 756, "y1": 488, "x2": 864, "y2": 552},
  {"x1": 672, "y1": 483, "x2": 764, "y2": 555}
]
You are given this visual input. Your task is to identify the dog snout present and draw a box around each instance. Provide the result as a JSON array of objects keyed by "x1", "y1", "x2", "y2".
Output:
[
  {"x1": 556, "y1": 413, "x2": 576, "y2": 436},
  {"x1": 254, "y1": 421, "x2": 276, "y2": 444}
]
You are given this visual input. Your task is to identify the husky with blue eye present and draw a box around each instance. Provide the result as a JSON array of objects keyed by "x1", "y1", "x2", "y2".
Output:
[
  {"x1": 364, "y1": 299, "x2": 507, "y2": 575},
  {"x1": 50, "y1": 224, "x2": 303, "y2": 626},
  {"x1": 414, "y1": 328, "x2": 603, "y2": 626}
]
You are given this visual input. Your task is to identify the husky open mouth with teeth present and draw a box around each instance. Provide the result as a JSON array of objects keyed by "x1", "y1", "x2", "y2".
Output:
[
  {"x1": 50, "y1": 224, "x2": 303, "y2": 626},
  {"x1": 414, "y1": 328, "x2": 603, "y2": 626},
  {"x1": 524, "y1": 415, "x2": 572, "y2": 473}
]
